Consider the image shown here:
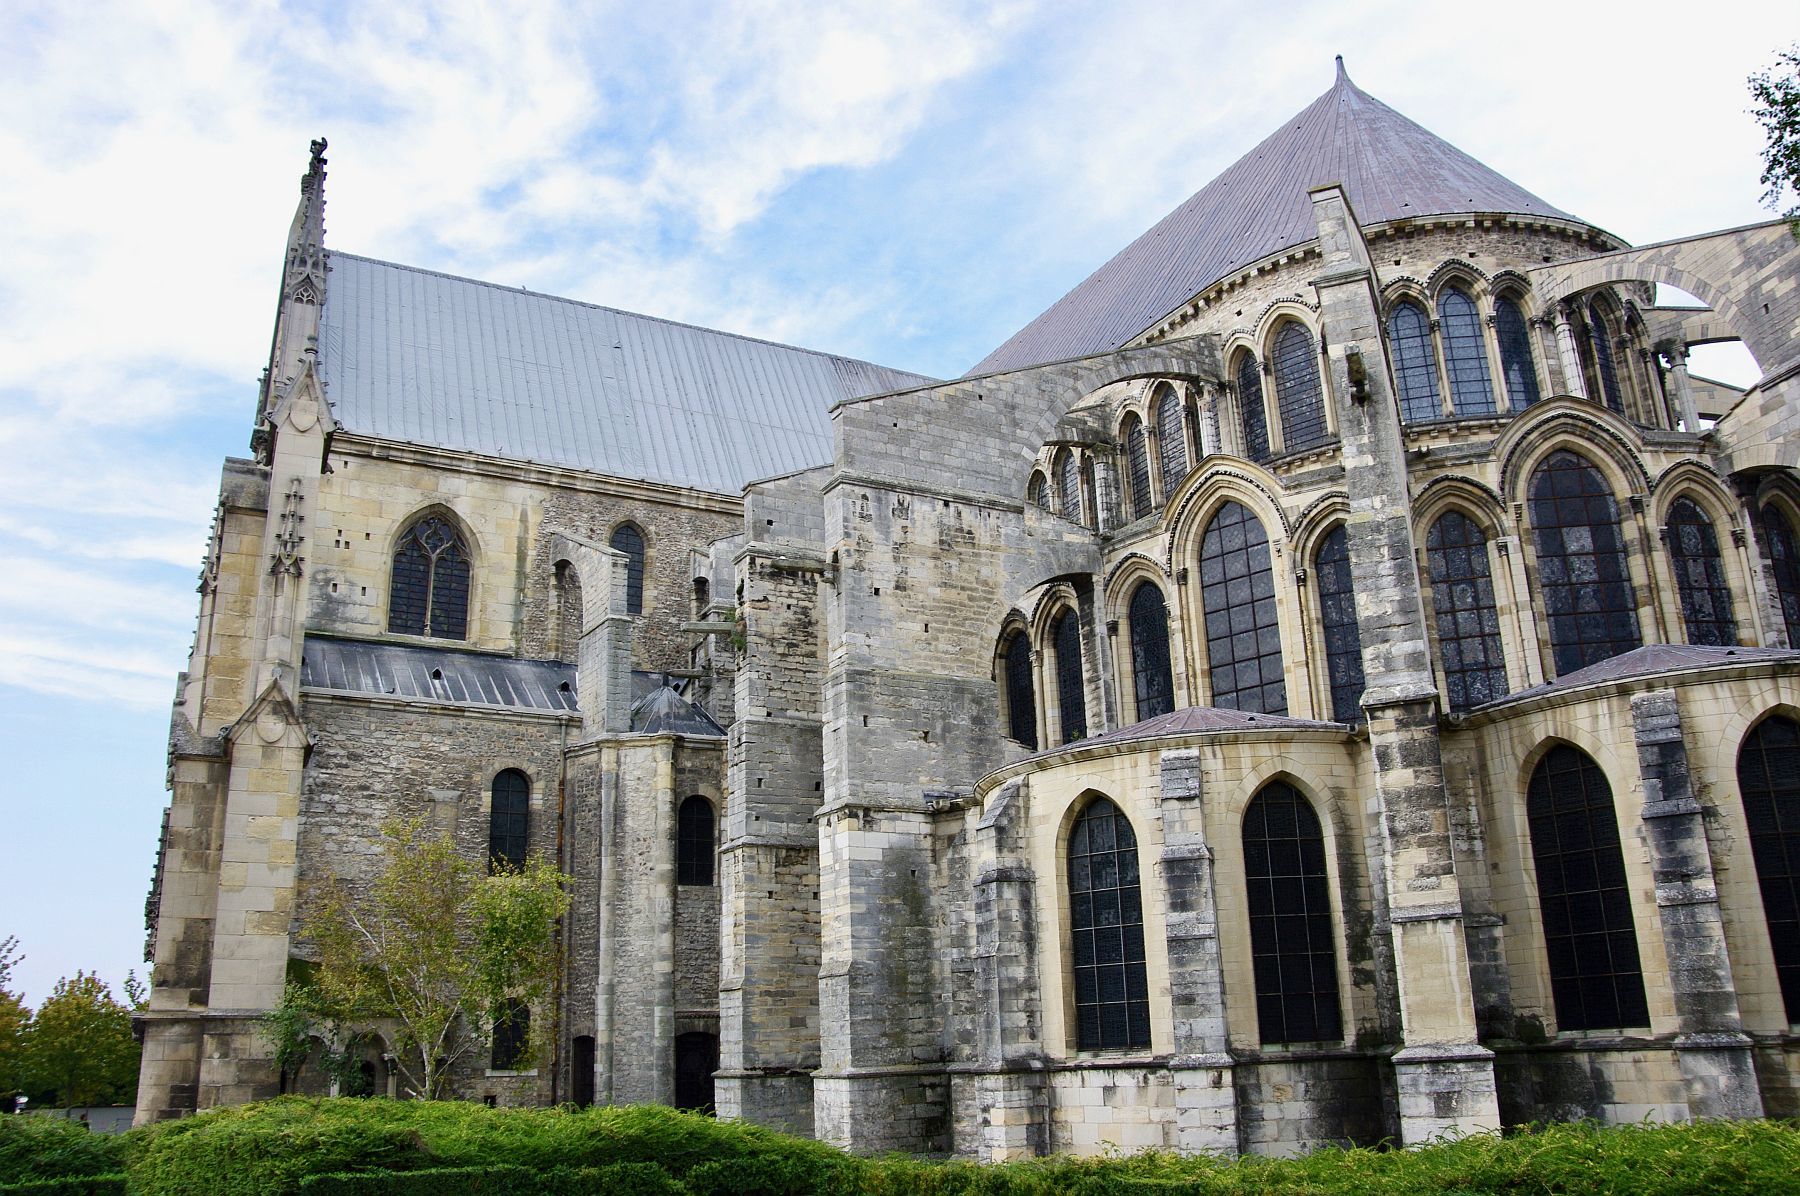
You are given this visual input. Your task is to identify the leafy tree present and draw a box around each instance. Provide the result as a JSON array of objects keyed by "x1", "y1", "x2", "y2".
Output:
[
  {"x1": 1750, "y1": 45, "x2": 1800, "y2": 228},
  {"x1": 290, "y1": 817, "x2": 570, "y2": 1100},
  {"x1": 0, "y1": 937, "x2": 26, "y2": 1107},
  {"x1": 19, "y1": 972, "x2": 140, "y2": 1108}
]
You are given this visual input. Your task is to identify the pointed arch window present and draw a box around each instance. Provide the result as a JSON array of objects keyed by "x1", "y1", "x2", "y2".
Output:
[
  {"x1": 489, "y1": 769, "x2": 530, "y2": 873},
  {"x1": 1122, "y1": 416, "x2": 1152, "y2": 520},
  {"x1": 1052, "y1": 609, "x2": 1087, "y2": 744},
  {"x1": 677, "y1": 795, "x2": 715, "y2": 886},
  {"x1": 1198, "y1": 501, "x2": 1286, "y2": 714},
  {"x1": 491, "y1": 999, "x2": 530, "y2": 1070},
  {"x1": 1068, "y1": 797, "x2": 1150, "y2": 1051},
  {"x1": 1526, "y1": 744, "x2": 1649, "y2": 1031},
  {"x1": 1529, "y1": 450, "x2": 1641, "y2": 676},
  {"x1": 554, "y1": 561, "x2": 583, "y2": 661},
  {"x1": 1586, "y1": 299, "x2": 1625, "y2": 413},
  {"x1": 1155, "y1": 387, "x2": 1189, "y2": 488},
  {"x1": 1127, "y1": 583, "x2": 1174, "y2": 721},
  {"x1": 1002, "y1": 629, "x2": 1038, "y2": 750},
  {"x1": 1243, "y1": 782, "x2": 1341, "y2": 1044},
  {"x1": 1438, "y1": 287, "x2": 1497, "y2": 416},
  {"x1": 1027, "y1": 472, "x2": 1049, "y2": 510},
  {"x1": 1271, "y1": 323, "x2": 1329, "y2": 452},
  {"x1": 609, "y1": 525, "x2": 646, "y2": 615},
  {"x1": 1666, "y1": 499, "x2": 1737, "y2": 646},
  {"x1": 1056, "y1": 450, "x2": 1081, "y2": 522},
  {"x1": 1426, "y1": 511, "x2": 1508, "y2": 710},
  {"x1": 390, "y1": 514, "x2": 471, "y2": 639},
  {"x1": 1495, "y1": 295, "x2": 1541, "y2": 409},
  {"x1": 1388, "y1": 300, "x2": 1442, "y2": 423},
  {"x1": 1314, "y1": 527, "x2": 1365, "y2": 723},
  {"x1": 1737, "y1": 716, "x2": 1800, "y2": 1020},
  {"x1": 1235, "y1": 353, "x2": 1270, "y2": 463},
  {"x1": 1762, "y1": 504, "x2": 1800, "y2": 647}
]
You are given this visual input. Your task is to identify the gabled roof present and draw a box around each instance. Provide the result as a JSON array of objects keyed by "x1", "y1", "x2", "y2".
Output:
[
  {"x1": 317, "y1": 252, "x2": 936, "y2": 495},
  {"x1": 971, "y1": 60, "x2": 1585, "y2": 376}
]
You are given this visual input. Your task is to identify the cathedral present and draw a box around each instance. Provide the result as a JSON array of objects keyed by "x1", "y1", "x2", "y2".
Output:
[{"x1": 136, "y1": 60, "x2": 1800, "y2": 1158}]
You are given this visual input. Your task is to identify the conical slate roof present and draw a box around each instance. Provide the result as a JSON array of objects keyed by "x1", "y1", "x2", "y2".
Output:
[{"x1": 970, "y1": 60, "x2": 1584, "y2": 376}]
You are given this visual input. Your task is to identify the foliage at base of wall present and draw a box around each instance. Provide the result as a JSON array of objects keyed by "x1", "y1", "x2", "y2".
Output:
[{"x1": 0, "y1": 1177, "x2": 127, "y2": 1196}]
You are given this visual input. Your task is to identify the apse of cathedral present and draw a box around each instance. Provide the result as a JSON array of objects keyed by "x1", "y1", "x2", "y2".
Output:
[{"x1": 137, "y1": 61, "x2": 1800, "y2": 1157}]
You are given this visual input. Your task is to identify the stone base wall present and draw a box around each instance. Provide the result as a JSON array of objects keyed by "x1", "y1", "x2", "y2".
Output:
[
  {"x1": 1494, "y1": 1043, "x2": 1689, "y2": 1126},
  {"x1": 1046, "y1": 1064, "x2": 1180, "y2": 1154},
  {"x1": 1233, "y1": 1055, "x2": 1393, "y2": 1156},
  {"x1": 1752, "y1": 1040, "x2": 1800, "y2": 1118},
  {"x1": 814, "y1": 1069, "x2": 950, "y2": 1155}
]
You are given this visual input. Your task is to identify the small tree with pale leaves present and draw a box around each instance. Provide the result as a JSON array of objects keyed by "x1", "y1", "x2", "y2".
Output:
[{"x1": 1750, "y1": 45, "x2": 1800, "y2": 231}]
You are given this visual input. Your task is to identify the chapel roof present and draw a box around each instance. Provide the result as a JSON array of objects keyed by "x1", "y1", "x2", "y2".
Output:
[
  {"x1": 316, "y1": 252, "x2": 937, "y2": 496},
  {"x1": 1036, "y1": 704, "x2": 1343, "y2": 757},
  {"x1": 1488, "y1": 644, "x2": 1800, "y2": 706},
  {"x1": 969, "y1": 59, "x2": 1587, "y2": 376}
]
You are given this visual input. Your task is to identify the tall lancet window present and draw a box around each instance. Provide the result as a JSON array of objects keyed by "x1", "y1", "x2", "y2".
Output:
[
  {"x1": 1438, "y1": 287, "x2": 1497, "y2": 415},
  {"x1": 1271, "y1": 324, "x2": 1329, "y2": 452},
  {"x1": 1127, "y1": 582, "x2": 1174, "y2": 721},
  {"x1": 1388, "y1": 300, "x2": 1442, "y2": 423},
  {"x1": 1738, "y1": 716, "x2": 1800, "y2": 1021},
  {"x1": 1666, "y1": 499, "x2": 1737, "y2": 646},
  {"x1": 390, "y1": 514, "x2": 471, "y2": 640},
  {"x1": 1052, "y1": 609, "x2": 1087, "y2": 744},
  {"x1": 1155, "y1": 386, "x2": 1188, "y2": 489},
  {"x1": 1426, "y1": 511, "x2": 1508, "y2": 710},
  {"x1": 1235, "y1": 353, "x2": 1271, "y2": 463},
  {"x1": 1243, "y1": 782, "x2": 1341, "y2": 1044},
  {"x1": 1762, "y1": 504, "x2": 1800, "y2": 647},
  {"x1": 1314, "y1": 527, "x2": 1365, "y2": 723},
  {"x1": 1068, "y1": 798, "x2": 1150, "y2": 1051},
  {"x1": 1056, "y1": 450, "x2": 1081, "y2": 522},
  {"x1": 1001, "y1": 630, "x2": 1038, "y2": 750},
  {"x1": 1587, "y1": 299, "x2": 1625, "y2": 414},
  {"x1": 1529, "y1": 450, "x2": 1641, "y2": 675},
  {"x1": 1495, "y1": 295, "x2": 1541, "y2": 409},
  {"x1": 1198, "y1": 501, "x2": 1286, "y2": 714},
  {"x1": 1122, "y1": 415, "x2": 1152, "y2": 521},
  {"x1": 609, "y1": 524, "x2": 646, "y2": 615}
]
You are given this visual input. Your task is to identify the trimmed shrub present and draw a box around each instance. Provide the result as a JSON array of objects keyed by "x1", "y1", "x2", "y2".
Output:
[
  {"x1": 0, "y1": 1119, "x2": 126, "y2": 1186},
  {"x1": 298, "y1": 1162, "x2": 686, "y2": 1195},
  {"x1": 0, "y1": 1178, "x2": 128, "y2": 1196}
]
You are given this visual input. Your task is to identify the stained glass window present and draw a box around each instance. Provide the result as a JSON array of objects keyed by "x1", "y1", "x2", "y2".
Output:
[
  {"x1": 1666, "y1": 499, "x2": 1737, "y2": 647},
  {"x1": 490, "y1": 769, "x2": 529, "y2": 873},
  {"x1": 1738, "y1": 716, "x2": 1800, "y2": 1020},
  {"x1": 1068, "y1": 798, "x2": 1150, "y2": 1050},
  {"x1": 1526, "y1": 744, "x2": 1649, "y2": 1031},
  {"x1": 1314, "y1": 527, "x2": 1365, "y2": 723},
  {"x1": 1057, "y1": 450, "x2": 1081, "y2": 522},
  {"x1": 1426, "y1": 512, "x2": 1508, "y2": 710},
  {"x1": 1198, "y1": 501, "x2": 1287, "y2": 714},
  {"x1": 1235, "y1": 353, "x2": 1270, "y2": 463},
  {"x1": 1762, "y1": 505, "x2": 1800, "y2": 647},
  {"x1": 390, "y1": 515, "x2": 471, "y2": 639},
  {"x1": 1587, "y1": 299, "x2": 1625, "y2": 414},
  {"x1": 1388, "y1": 300, "x2": 1442, "y2": 424},
  {"x1": 1272, "y1": 324, "x2": 1330, "y2": 452},
  {"x1": 1438, "y1": 288, "x2": 1497, "y2": 416},
  {"x1": 1244, "y1": 782, "x2": 1341, "y2": 1044},
  {"x1": 677, "y1": 795, "x2": 715, "y2": 886},
  {"x1": 1127, "y1": 583, "x2": 1174, "y2": 721},
  {"x1": 1027, "y1": 472, "x2": 1049, "y2": 510},
  {"x1": 1053, "y1": 609, "x2": 1087, "y2": 744},
  {"x1": 1003, "y1": 631, "x2": 1038, "y2": 749},
  {"x1": 609, "y1": 524, "x2": 646, "y2": 615},
  {"x1": 1495, "y1": 295, "x2": 1541, "y2": 409},
  {"x1": 1529, "y1": 451, "x2": 1641, "y2": 676},
  {"x1": 1123, "y1": 416, "x2": 1152, "y2": 520},
  {"x1": 1156, "y1": 387, "x2": 1189, "y2": 487}
]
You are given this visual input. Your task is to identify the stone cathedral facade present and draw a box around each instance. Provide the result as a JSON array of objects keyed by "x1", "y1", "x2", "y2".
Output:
[{"x1": 138, "y1": 62, "x2": 1800, "y2": 1157}]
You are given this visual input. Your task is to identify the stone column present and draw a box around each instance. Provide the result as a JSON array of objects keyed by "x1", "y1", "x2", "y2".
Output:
[
  {"x1": 1157, "y1": 749, "x2": 1239, "y2": 1154},
  {"x1": 1307, "y1": 183, "x2": 1500, "y2": 1143},
  {"x1": 971, "y1": 780, "x2": 1048, "y2": 1160},
  {"x1": 1195, "y1": 386, "x2": 1222, "y2": 459},
  {"x1": 1630, "y1": 691, "x2": 1764, "y2": 1119},
  {"x1": 1092, "y1": 455, "x2": 1122, "y2": 535},
  {"x1": 1659, "y1": 341, "x2": 1703, "y2": 433},
  {"x1": 1553, "y1": 305, "x2": 1590, "y2": 401}
]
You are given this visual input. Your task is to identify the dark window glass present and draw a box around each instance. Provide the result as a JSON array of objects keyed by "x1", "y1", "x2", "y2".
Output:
[
  {"x1": 1156, "y1": 387, "x2": 1189, "y2": 486},
  {"x1": 1003, "y1": 632, "x2": 1038, "y2": 749},
  {"x1": 1199, "y1": 502, "x2": 1287, "y2": 714},
  {"x1": 674, "y1": 1031, "x2": 719, "y2": 1113},
  {"x1": 1526, "y1": 744, "x2": 1649, "y2": 1031},
  {"x1": 492, "y1": 999, "x2": 530, "y2": 1070},
  {"x1": 1587, "y1": 300, "x2": 1625, "y2": 413},
  {"x1": 1495, "y1": 295, "x2": 1541, "y2": 409},
  {"x1": 1235, "y1": 354, "x2": 1270, "y2": 463},
  {"x1": 1068, "y1": 798, "x2": 1150, "y2": 1051},
  {"x1": 555, "y1": 561, "x2": 583, "y2": 660},
  {"x1": 1426, "y1": 512, "x2": 1508, "y2": 710},
  {"x1": 1529, "y1": 450, "x2": 1641, "y2": 676},
  {"x1": 389, "y1": 515, "x2": 470, "y2": 639},
  {"x1": 1272, "y1": 324, "x2": 1330, "y2": 452},
  {"x1": 1027, "y1": 472, "x2": 1049, "y2": 510},
  {"x1": 1438, "y1": 288, "x2": 1497, "y2": 416},
  {"x1": 1763, "y1": 505, "x2": 1800, "y2": 647},
  {"x1": 1123, "y1": 417, "x2": 1152, "y2": 520},
  {"x1": 1314, "y1": 527, "x2": 1365, "y2": 723},
  {"x1": 1127, "y1": 583, "x2": 1175, "y2": 721},
  {"x1": 1057, "y1": 450, "x2": 1081, "y2": 522},
  {"x1": 1243, "y1": 782, "x2": 1341, "y2": 1044},
  {"x1": 609, "y1": 525, "x2": 646, "y2": 615},
  {"x1": 677, "y1": 795, "x2": 715, "y2": 886},
  {"x1": 1738, "y1": 716, "x2": 1800, "y2": 1020},
  {"x1": 489, "y1": 769, "x2": 529, "y2": 872},
  {"x1": 1388, "y1": 300, "x2": 1442, "y2": 423},
  {"x1": 1666, "y1": 499, "x2": 1738, "y2": 647},
  {"x1": 1053, "y1": 610, "x2": 1087, "y2": 744}
]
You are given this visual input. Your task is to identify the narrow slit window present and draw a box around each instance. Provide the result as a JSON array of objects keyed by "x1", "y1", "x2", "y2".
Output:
[
  {"x1": 1587, "y1": 299, "x2": 1625, "y2": 413},
  {"x1": 609, "y1": 525, "x2": 646, "y2": 615},
  {"x1": 1243, "y1": 782, "x2": 1341, "y2": 1044},
  {"x1": 1762, "y1": 505, "x2": 1800, "y2": 647},
  {"x1": 1003, "y1": 630, "x2": 1038, "y2": 749},
  {"x1": 1127, "y1": 582, "x2": 1174, "y2": 721},
  {"x1": 1056, "y1": 450, "x2": 1081, "y2": 522},
  {"x1": 1052, "y1": 610, "x2": 1087, "y2": 744},
  {"x1": 1068, "y1": 798, "x2": 1150, "y2": 1051},
  {"x1": 1123, "y1": 416, "x2": 1152, "y2": 520},
  {"x1": 489, "y1": 769, "x2": 530, "y2": 872},
  {"x1": 677, "y1": 796, "x2": 715, "y2": 886},
  {"x1": 1666, "y1": 499, "x2": 1737, "y2": 646}
]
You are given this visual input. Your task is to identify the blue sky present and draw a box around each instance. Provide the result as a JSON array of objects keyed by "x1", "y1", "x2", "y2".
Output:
[{"x1": 0, "y1": 0, "x2": 1786, "y2": 1006}]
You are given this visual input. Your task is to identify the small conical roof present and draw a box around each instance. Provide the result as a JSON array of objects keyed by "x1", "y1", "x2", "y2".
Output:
[{"x1": 970, "y1": 59, "x2": 1584, "y2": 375}]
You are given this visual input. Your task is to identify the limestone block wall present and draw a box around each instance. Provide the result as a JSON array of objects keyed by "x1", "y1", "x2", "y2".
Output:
[{"x1": 192, "y1": 460, "x2": 271, "y2": 735}]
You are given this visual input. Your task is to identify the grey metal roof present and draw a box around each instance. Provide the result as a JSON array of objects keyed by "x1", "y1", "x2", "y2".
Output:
[
  {"x1": 1032, "y1": 705, "x2": 1342, "y2": 758},
  {"x1": 1490, "y1": 645, "x2": 1800, "y2": 706},
  {"x1": 630, "y1": 685, "x2": 726, "y2": 737},
  {"x1": 318, "y1": 253, "x2": 936, "y2": 495},
  {"x1": 971, "y1": 60, "x2": 1585, "y2": 376},
  {"x1": 300, "y1": 635, "x2": 578, "y2": 712}
]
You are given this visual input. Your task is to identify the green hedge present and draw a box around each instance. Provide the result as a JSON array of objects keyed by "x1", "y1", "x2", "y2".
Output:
[
  {"x1": 299, "y1": 1162, "x2": 683, "y2": 1195},
  {"x1": 0, "y1": 1177, "x2": 128, "y2": 1196},
  {"x1": 0, "y1": 1119, "x2": 126, "y2": 1187}
]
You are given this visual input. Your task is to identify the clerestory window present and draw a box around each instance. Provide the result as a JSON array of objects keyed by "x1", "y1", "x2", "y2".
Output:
[
  {"x1": 609, "y1": 525, "x2": 646, "y2": 616},
  {"x1": 389, "y1": 514, "x2": 471, "y2": 639},
  {"x1": 1666, "y1": 498, "x2": 1737, "y2": 647}
]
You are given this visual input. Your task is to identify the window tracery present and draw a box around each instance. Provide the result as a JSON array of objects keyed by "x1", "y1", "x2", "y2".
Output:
[
  {"x1": 1438, "y1": 287, "x2": 1497, "y2": 415},
  {"x1": 389, "y1": 514, "x2": 471, "y2": 639}
]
